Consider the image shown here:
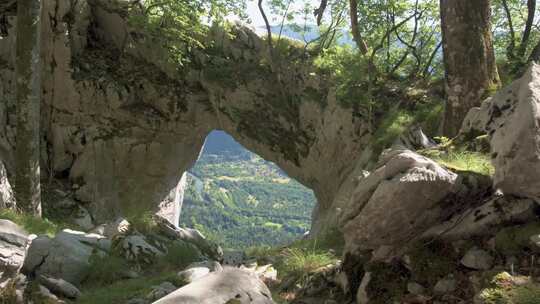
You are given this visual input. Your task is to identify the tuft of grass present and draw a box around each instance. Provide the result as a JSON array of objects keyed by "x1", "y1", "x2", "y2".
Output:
[
  {"x1": 423, "y1": 149, "x2": 494, "y2": 176},
  {"x1": 277, "y1": 247, "x2": 337, "y2": 277},
  {"x1": 128, "y1": 212, "x2": 158, "y2": 235},
  {"x1": 0, "y1": 208, "x2": 64, "y2": 236},
  {"x1": 84, "y1": 253, "x2": 131, "y2": 286}
]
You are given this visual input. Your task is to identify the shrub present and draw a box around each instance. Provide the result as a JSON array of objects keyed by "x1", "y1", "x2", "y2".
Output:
[
  {"x1": 84, "y1": 252, "x2": 130, "y2": 286},
  {"x1": 277, "y1": 247, "x2": 336, "y2": 277}
]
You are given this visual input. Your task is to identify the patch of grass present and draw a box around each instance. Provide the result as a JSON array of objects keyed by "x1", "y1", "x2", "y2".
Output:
[
  {"x1": 155, "y1": 240, "x2": 204, "y2": 271},
  {"x1": 0, "y1": 208, "x2": 64, "y2": 236},
  {"x1": 480, "y1": 272, "x2": 540, "y2": 304},
  {"x1": 423, "y1": 149, "x2": 494, "y2": 176},
  {"x1": 288, "y1": 230, "x2": 344, "y2": 255},
  {"x1": 77, "y1": 271, "x2": 179, "y2": 304},
  {"x1": 84, "y1": 253, "x2": 131, "y2": 286},
  {"x1": 277, "y1": 247, "x2": 337, "y2": 277},
  {"x1": 128, "y1": 212, "x2": 158, "y2": 235}
]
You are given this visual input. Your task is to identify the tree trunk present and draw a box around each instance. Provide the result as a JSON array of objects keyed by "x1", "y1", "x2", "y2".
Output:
[
  {"x1": 440, "y1": 0, "x2": 500, "y2": 137},
  {"x1": 15, "y1": 0, "x2": 42, "y2": 216}
]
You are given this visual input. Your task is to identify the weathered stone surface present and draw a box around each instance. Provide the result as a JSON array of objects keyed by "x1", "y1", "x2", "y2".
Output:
[
  {"x1": 0, "y1": 220, "x2": 28, "y2": 281},
  {"x1": 461, "y1": 64, "x2": 540, "y2": 201},
  {"x1": 0, "y1": 0, "x2": 371, "y2": 235},
  {"x1": 0, "y1": 162, "x2": 14, "y2": 209},
  {"x1": 23, "y1": 229, "x2": 111, "y2": 285},
  {"x1": 460, "y1": 248, "x2": 494, "y2": 270},
  {"x1": 146, "y1": 281, "x2": 177, "y2": 302},
  {"x1": 39, "y1": 275, "x2": 82, "y2": 299},
  {"x1": 153, "y1": 268, "x2": 274, "y2": 304},
  {"x1": 156, "y1": 217, "x2": 222, "y2": 260},
  {"x1": 177, "y1": 267, "x2": 210, "y2": 284},
  {"x1": 156, "y1": 172, "x2": 187, "y2": 227},
  {"x1": 433, "y1": 275, "x2": 456, "y2": 295},
  {"x1": 340, "y1": 149, "x2": 460, "y2": 252},
  {"x1": 356, "y1": 272, "x2": 371, "y2": 304},
  {"x1": 422, "y1": 195, "x2": 536, "y2": 240},
  {"x1": 119, "y1": 233, "x2": 164, "y2": 264}
]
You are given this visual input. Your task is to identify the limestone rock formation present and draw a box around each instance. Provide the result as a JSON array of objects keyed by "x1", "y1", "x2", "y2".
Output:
[
  {"x1": 339, "y1": 149, "x2": 460, "y2": 253},
  {"x1": 0, "y1": 220, "x2": 28, "y2": 283},
  {"x1": 0, "y1": 0, "x2": 370, "y2": 235},
  {"x1": 156, "y1": 172, "x2": 187, "y2": 227},
  {"x1": 153, "y1": 268, "x2": 274, "y2": 304},
  {"x1": 461, "y1": 63, "x2": 540, "y2": 201},
  {"x1": 23, "y1": 230, "x2": 111, "y2": 285},
  {"x1": 0, "y1": 162, "x2": 14, "y2": 209}
]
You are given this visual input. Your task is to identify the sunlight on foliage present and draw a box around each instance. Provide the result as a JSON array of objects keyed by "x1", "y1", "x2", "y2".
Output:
[
  {"x1": 277, "y1": 247, "x2": 337, "y2": 277},
  {"x1": 0, "y1": 209, "x2": 63, "y2": 236},
  {"x1": 426, "y1": 149, "x2": 494, "y2": 176}
]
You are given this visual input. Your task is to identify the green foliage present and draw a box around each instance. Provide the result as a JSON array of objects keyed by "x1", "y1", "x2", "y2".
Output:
[
  {"x1": 480, "y1": 272, "x2": 540, "y2": 304},
  {"x1": 77, "y1": 271, "x2": 179, "y2": 304},
  {"x1": 84, "y1": 253, "x2": 130, "y2": 286},
  {"x1": 181, "y1": 151, "x2": 316, "y2": 249},
  {"x1": 127, "y1": 0, "x2": 247, "y2": 67},
  {"x1": 425, "y1": 149, "x2": 495, "y2": 176},
  {"x1": 128, "y1": 212, "x2": 157, "y2": 235},
  {"x1": 314, "y1": 45, "x2": 371, "y2": 108},
  {"x1": 495, "y1": 222, "x2": 540, "y2": 255},
  {"x1": 0, "y1": 208, "x2": 64, "y2": 236},
  {"x1": 155, "y1": 241, "x2": 204, "y2": 271},
  {"x1": 277, "y1": 247, "x2": 336, "y2": 277}
]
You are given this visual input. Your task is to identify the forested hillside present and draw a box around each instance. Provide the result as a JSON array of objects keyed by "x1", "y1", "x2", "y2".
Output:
[{"x1": 180, "y1": 131, "x2": 316, "y2": 248}]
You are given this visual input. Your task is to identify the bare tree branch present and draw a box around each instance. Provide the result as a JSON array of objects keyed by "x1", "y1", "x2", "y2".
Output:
[
  {"x1": 314, "y1": 0, "x2": 328, "y2": 26},
  {"x1": 258, "y1": 0, "x2": 273, "y2": 52}
]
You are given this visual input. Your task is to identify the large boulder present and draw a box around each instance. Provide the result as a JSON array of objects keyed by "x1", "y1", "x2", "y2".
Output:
[
  {"x1": 23, "y1": 229, "x2": 111, "y2": 285},
  {"x1": 0, "y1": 161, "x2": 15, "y2": 209},
  {"x1": 0, "y1": 220, "x2": 28, "y2": 282},
  {"x1": 340, "y1": 149, "x2": 460, "y2": 253},
  {"x1": 462, "y1": 63, "x2": 540, "y2": 201},
  {"x1": 153, "y1": 268, "x2": 274, "y2": 304}
]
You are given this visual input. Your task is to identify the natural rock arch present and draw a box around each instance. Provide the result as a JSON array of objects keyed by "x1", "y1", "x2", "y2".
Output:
[{"x1": 0, "y1": 0, "x2": 371, "y2": 234}]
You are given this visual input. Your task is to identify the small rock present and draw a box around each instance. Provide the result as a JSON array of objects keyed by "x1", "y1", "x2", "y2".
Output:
[
  {"x1": 39, "y1": 275, "x2": 82, "y2": 299},
  {"x1": 73, "y1": 206, "x2": 94, "y2": 231},
  {"x1": 433, "y1": 275, "x2": 456, "y2": 295},
  {"x1": 529, "y1": 234, "x2": 540, "y2": 252},
  {"x1": 146, "y1": 281, "x2": 177, "y2": 301},
  {"x1": 407, "y1": 281, "x2": 426, "y2": 295},
  {"x1": 461, "y1": 248, "x2": 494, "y2": 270},
  {"x1": 37, "y1": 285, "x2": 65, "y2": 303},
  {"x1": 356, "y1": 272, "x2": 371, "y2": 304},
  {"x1": 177, "y1": 267, "x2": 210, "y2": 284},
  {"x1": 186, "y1": 260, "x2": 223, "y2": 272}
]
